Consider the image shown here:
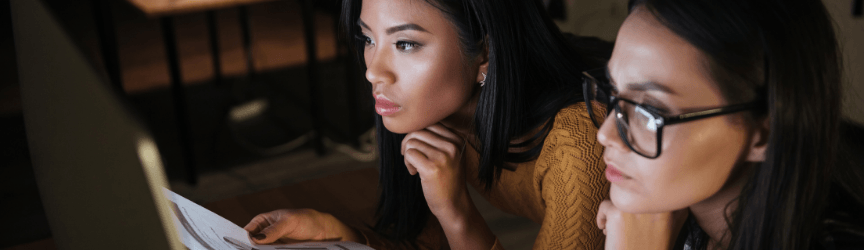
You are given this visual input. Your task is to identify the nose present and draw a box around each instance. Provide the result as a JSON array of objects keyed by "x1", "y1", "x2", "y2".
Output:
[
  {"x1": 596, "y1": 111, "x2": 629, "y2": 153},
  {"x1": 365, "y1": 46, "x2": 396, "y2": 86}
]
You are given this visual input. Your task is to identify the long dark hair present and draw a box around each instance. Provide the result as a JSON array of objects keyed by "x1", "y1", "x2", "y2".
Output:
[
  {"x1": 341, "y1": 0, "x2": 597, "y2": 240},
  {"x1": 628, "y1": 0, "x2": 864, "y2": 249}
]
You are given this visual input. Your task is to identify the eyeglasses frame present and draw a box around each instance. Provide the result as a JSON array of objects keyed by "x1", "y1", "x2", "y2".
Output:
[{"x1": 581, "y1": 69, "x2": 762, "y2": 159}]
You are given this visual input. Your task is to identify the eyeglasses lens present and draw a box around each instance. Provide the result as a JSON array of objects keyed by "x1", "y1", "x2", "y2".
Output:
[{"x1": 615, "y1": 101, "x2": 658, "y2": 157}]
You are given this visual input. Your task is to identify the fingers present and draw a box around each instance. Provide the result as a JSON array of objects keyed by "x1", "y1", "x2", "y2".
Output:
[
  {"x1": 424, "y1": 123, "x2": 463, "y2": 144},
  {"x1": 244, "y1": 213, "x2": 270, "y2": 233},
  {"x1": 404, "y1": 148, "x2": 432, "y2": 175},
  {"x1": 402, "y1": 137, "x2": 435, "y2": 176},
  {"x1": 245, "y1": 212, "x2": 284, "y2": 244},
  {"x1": 253, "y1": 223, "x2": 284, "y2": 244},
  {"x1": 596, "y1": 211, "x2": 606, "y2": 232},
  {"x1": 405, "y1": 161, "x2": 418, "y2": 175},
  {"x1": 401, "y1": 128, "x2": 463, "y2": 158},
  {"x1": 250, "y1": 211, "x2": 302, "y2": 244},
  {"x1": 245, "y1": 209, "x2": 352, "y2": 245},
  {"x1": 596, "y1": 200, "x2": 614, "y2": 232},
  {"x1": 399, "y1": 123, "x2": 464, "y2": 178}
]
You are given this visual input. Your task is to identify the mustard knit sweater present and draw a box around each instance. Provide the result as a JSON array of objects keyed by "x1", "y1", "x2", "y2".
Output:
[{"x1": 361, "y1": 104, "x2": 609, "y2": 250}]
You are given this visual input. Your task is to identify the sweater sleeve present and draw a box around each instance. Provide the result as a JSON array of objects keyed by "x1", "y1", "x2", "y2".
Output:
[{"x1": 531, "y1": 104, "x2": 609, "y2": 250}]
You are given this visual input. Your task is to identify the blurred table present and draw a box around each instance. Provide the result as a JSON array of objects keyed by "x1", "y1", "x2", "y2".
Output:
[
  {"x1": 204, "y1": 167, "x2": 379, "y2": 229},
  {"x1": 125, "y1": 0, "x2": 281, "y2": 17},
  {"x1": 94, "y1": 0, "x2": 330, "y2": 185},
  {"x1": 7, "y1": 167, "x2": 380, "y2": 250}
]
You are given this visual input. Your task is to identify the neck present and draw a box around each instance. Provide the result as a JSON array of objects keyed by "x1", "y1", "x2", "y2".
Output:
[{"x1": 689, "y1": 166, "x2": 750, "y2": 249}]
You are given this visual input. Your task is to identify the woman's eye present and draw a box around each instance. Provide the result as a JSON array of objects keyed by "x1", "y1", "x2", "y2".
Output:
[
  {"x1": 641, "y1": 100, "x2": 670, "y2": 115},
  {"x1": 357, "y1": 35, "x2": 373, "y2": 46},
  {"x1": 634, "y1": 106, "x2": 659, "y2": 132},
  {"x1": 395, "y1": 41, "x2": 419, "y2": 51}
]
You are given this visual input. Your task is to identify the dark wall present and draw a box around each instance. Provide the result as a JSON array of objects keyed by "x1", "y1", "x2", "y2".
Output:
[
  {"x1": 1, "y1": 0, "x2": 20, "y2": 112},
  {"x1": 0, "y1": 0, "x2": 53, "y2": 248}
]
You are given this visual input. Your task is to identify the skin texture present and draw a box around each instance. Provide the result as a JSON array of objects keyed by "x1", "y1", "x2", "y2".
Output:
[
  {"x1": 595, "y1": 8, "x2": 768, "y2": 250},
  {"x1": 246, "y1": 0, "x2": 495, "y2": 249},
  {"x1": 244, "y1": 209, "x2": 361, "y2": 244},
  {"x1": 361, "y1": 0, "x2": 482, "y2": 134}
]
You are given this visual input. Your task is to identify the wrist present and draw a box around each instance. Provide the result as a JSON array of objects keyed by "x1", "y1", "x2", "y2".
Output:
[
  {"x1": 434, "y1": 191, "x2": 497, "y2": 250},
  {"x1": 320, "y1": 213, "x2": 362, "y2": 243},
  {"x1": 344, "y1": 227, "x2": 366, "y2": 244},
  {"x1": 438, "y1": 193, "x2": 480, "y2": 233},
  {"x1": 432, "y1": 189, "x2": 474, "y2": 224}
]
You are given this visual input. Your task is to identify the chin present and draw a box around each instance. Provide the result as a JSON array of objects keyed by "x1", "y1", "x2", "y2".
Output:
[
  {"x1": 610, "y1": 187, "x2": 636, "y2": 213},
  {"x1": 611, "y1": 187, "x2": 690, "y2": 214},
  {"x1": 610, "y1": 186, "x2": 657, "y2": 214},
  {"x1": 381, "y1": 117, "x2": 418, "y2": 134}
]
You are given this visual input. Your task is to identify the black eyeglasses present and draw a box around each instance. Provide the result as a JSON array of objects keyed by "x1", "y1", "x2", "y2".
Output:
[{"x1": 582, "y1": 68, "x2": 762, "y2": 159}]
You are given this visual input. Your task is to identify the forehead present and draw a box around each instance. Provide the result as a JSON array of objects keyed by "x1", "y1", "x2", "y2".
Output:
[
  {"x1": 360, "y1": 0, "x2": 441, "y2": 28},
  {"x1": 610, "y1": 8, "x2": 726, "y2": 107}
]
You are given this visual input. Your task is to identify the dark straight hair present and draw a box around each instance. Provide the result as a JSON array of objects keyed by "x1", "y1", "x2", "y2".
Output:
[
  {"x1": 628, "y1": 0, "x2": 864, "y2": 249},
  {"x1": 341, "y1": 0, "x2": 598, "y2": 240}
]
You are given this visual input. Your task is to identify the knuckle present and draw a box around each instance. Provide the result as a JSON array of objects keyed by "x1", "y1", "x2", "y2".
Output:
[
  {"x1": 298, "y1": 208, "x2": 315, "y2": 214},
  {"x1": 403, "y1": 139, "x2": 414, "y2": 148},
  {"x1": 424, "y1": 166, "x2": 439, "y2": 176},
  {"x1": 405, "y1": 148, "x2": 419, "y2": 158},
  {"x1": 443, "y1": 143, "x2": 457, "y2": 155},
  {"x1": 430, "y1": 151, "x2": 447, "y2": 163}
]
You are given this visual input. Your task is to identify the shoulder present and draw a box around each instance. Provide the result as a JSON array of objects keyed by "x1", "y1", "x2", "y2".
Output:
[
  {"x1": 529, "y1": 103, "x2": 608, "y2": 249},
  {"x1": 815, "y1": 219, "x2": 864, "y2": 250},
  {"x1": 815, "y1": 187, "x2": 864, "y2": 250},
  {"x1": 543, "y1": 103, "x2": 603, "y2": 150},
  {"x1": 817, "y1": 122, "x2": 864, "y2": 249},
  {"x1": 533, "y1": 103, "x2": 607, "y2": 199}
]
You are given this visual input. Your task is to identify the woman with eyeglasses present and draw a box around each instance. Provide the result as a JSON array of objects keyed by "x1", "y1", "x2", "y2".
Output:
[
  {"x1": 243, "y1": 0, "x2": 614, "y2": 249},
  {"x1": 589, "y1": 0, "x2": 864, "y2": 249}
]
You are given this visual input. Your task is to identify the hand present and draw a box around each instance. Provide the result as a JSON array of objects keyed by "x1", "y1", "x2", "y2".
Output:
[
  {"x1": 243, "y1": 209, "x2": 362, "y2": 245},
  {"x1": 401, "y1": 123, "x2": 469, "y2": 220},
  {"x1": 402, "y1": 123, "x2": 496, "y2": 250},
  {"x1": 596, "y1": 200, "x2": 689, "y2": 250}
]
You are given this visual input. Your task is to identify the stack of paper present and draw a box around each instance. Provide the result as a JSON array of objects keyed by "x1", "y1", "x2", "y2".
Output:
[{"x1": 164, "y1": 188, "x2": 375, "y2": 250}]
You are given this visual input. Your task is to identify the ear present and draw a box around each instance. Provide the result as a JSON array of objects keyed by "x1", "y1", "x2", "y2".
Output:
[
  {"x1": 745, "y1": 118, "x2": 770, "y2": 162},
  {"x1": 475, "y1": 41, "x2": 489, "y2": 84},
  {"x1": 475, "y1": 62, "x2": 489, "y2": 84}
]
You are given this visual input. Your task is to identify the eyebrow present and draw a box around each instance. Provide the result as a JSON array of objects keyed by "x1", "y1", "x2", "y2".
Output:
[
  {"x1": 605, "y1": 65, "x2": 677, "y2": 95},
  {"x1": 357, "y1": 19, "x2": 430, "y2": 35},
  {"x1": 628, "y1": 81, "x2": 677, "y2": 95}
]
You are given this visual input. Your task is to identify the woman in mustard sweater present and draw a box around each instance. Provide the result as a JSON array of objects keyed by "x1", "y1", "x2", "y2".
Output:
[{"x1": 244, "y1": 0, "x2": 612, "y2": 249}]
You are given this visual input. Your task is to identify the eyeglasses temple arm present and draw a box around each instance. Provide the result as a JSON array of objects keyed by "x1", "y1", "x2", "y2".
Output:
[{"x1": 664, "y1": 102, "x2": 762, "y2": 125}]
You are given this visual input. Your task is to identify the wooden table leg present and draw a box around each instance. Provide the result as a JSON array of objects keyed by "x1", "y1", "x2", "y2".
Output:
[
  {"x1": 238, "y1": 6, "x2": 256, "y2": 78},
  {"x1": 300, "y1": 0, "x2": 326, "y2": 155},
  {"x1": 855, "y1": 0, "x2": 863, "y2": 17},
  {"x1": 206, "y1": 11, "x2": 222, "y2": 85},
  {"x1": 92, "y1": 0, "x2": 123, "y2": 94},
  {"x1": 161, "y1": 17, "x2": 198, "y2": 185}
]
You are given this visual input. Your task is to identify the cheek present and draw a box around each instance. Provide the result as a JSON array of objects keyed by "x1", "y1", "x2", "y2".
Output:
[
  {"x1": 610, "y1": 123, "x2": 746, "y2": 213},
  {"x1": 382, "y1": 51, "x2": 473, "y2": 133}
]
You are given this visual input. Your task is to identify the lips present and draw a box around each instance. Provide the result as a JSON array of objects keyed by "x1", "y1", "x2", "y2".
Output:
[
  {"x1": 374, "y1": 95, "x2": 401, "y2": 116},
  {"x1": 605, "y1": 164, "x2": 630, "y2": 183}
]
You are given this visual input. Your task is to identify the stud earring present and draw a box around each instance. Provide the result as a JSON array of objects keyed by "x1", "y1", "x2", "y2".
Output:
[{"x1": 480, "y1": 73, "x2": 487, "y2": 87}]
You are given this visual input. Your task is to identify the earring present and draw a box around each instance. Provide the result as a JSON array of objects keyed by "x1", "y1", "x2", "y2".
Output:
[{"x1": 480, "y1": 73, "x2": 487, "y2": 87}]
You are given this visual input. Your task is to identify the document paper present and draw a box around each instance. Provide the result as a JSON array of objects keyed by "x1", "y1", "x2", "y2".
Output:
[{"x1": 164, "y1": 188, "x2": 375, "y2": 250}]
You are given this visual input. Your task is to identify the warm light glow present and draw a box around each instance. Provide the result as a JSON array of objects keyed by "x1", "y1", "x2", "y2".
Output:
[
  {"x1": 136, "y1": 135, "x2": 185, "y2": 250},
  {"x1": 230, "y1": 99, "x2": 268, "y2": 122}
]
